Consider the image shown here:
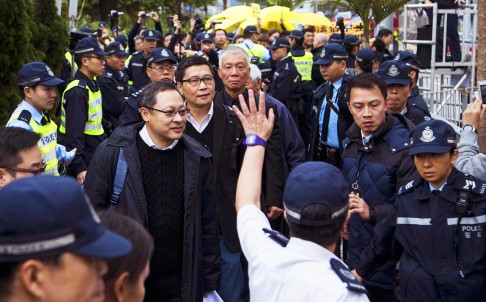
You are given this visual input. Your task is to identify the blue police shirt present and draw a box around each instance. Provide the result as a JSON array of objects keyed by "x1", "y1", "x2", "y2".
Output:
[
  {"x1": 428, "y1": 182, "x2": 447, "y2": 192},
  {"x1": 319, "y1": 77, "x2": 343, "y2": 148},
  {"x1": 7, "y1": 101, "x2": 73, "y2": 162}
]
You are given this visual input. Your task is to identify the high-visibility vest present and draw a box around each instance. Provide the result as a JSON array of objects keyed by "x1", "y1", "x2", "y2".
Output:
[
  {"x1": 65, "y1": 51, "x2": 78, "y2": 73},
  {"x1": 237, "y1": 43, "x2": 266, "y2": 63},
  {"x1": 290, "y1": 52, "x2": 314, "y2": 81},
  {"x1": 7, "y1": 111, "x2": 59, "y2": 176},
  {"x1": 125, "y1": 54, "x2": 133, "y2": 86},
  {"x1": 60, "y1": 80, "x2": 104, "y2": 136}
]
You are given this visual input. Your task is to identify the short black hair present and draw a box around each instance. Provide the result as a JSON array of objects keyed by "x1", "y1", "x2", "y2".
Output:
[
  {"x1": 302, "y1": 28, "x2": 314, "y2": 35},
  {"x1": 213, "y1": 29, "x2": 227, "y2": 36},
  {"x1": 0, "y1": 127, "x2": 40, "y2": 171},
  {"x1": 377, "y1": 28, "x2": 393, "y2": 38},
  {"x1": 18, "y1": 84, "x2": 39, "y2": 99},
  {"x1": 287, "y1": 204, "x2": 347, "y2": 246},
  {"x1": 348, "y1": 73, "x2": 388, "y2": 101},
  {"x1": 139, "y1": 81, "x2": 182, "y2": 109},
  {"x1": 357, "y1": 60, "x2": 374, "y2": 73},
  {"x1": 175, "y1": 56, "x2": 212, "y2": 83},
  {"x1": 372, "y1": 37, "x2": 387, "y2": 53}
]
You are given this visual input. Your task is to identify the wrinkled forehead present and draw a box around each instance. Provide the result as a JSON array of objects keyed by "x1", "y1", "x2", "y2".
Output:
[{"x1": 221, "y1": 53, "x2": 249, "y2": 66}]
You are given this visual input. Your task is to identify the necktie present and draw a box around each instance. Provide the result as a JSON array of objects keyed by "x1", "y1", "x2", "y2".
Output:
[
  {"x1": 41, "y1": 115, "x2": 49, "y2": 126},
  {"x1": 320, "y1": 84, "x2": 334, "y2": 143},
  {"x1": 362, "y1": 137, "x2": 368, "y2": 145}
]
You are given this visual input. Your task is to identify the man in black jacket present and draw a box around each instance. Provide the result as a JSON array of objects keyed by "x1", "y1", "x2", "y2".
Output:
[
  {"x1": 84, "y1": 81, "x2": 220, "y2": 302},
  {"x1": 126, "y1": 29, "x2": 160, "y2": 89}
]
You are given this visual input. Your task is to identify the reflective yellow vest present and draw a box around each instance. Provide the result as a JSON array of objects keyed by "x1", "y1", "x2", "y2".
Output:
[
  {"x1": 290, "y1": 52, "x2": 314, "y2": 81},
  {"x1": 237, "y1": 43, "x2": 266, "y2": 63},
  {"x1": 60, "y1": 80, "x2": 104, "y2": 136},
  {"x1": 125, "y1": 54, "x2": 133, "y2": 86},
  {"x1": 65, "y1": 52, "x2": 78, "y2": 73},
  {"x1": 7, "y1": 112, "x2": 59, "y2": 176}
]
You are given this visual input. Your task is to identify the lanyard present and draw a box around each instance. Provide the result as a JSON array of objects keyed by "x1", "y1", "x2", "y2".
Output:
[{"x1": 351, "y1": 152, "x2": 371, "y2": 194}]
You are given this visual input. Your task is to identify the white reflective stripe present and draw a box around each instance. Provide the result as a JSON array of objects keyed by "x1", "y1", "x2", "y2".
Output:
[
  {"x1": 397, "y1": 217, "x2": 432, "y2": 225},
  {"x1": 88, "y1": 97, "x2": 102, "y2": 108},
  {"x1": 447, "y1": 214, "x2": 486, "y2": 225},
  {"x1": 284, "y1": 205, "x2": 301, "y2": 220},
  {"x1": 0, "y1": 233, "x2": 75, "y2": 255},
  {"x1": 89, "y1": 110, "x2": 102, "y2": 121},
  {"x1": 42, "y1": 148, "x2": 56, "y2": 163},
  {"x1": 85, "y1": 123, "x2": 102, "y2": 131}
]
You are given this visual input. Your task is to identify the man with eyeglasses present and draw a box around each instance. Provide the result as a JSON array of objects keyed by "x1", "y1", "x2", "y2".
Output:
[
  {"x1": 176, "y1": 55, "x2": 246, "y2": 302},
  {"x1": 0, "y1": 127, "x2": 44, "y2": 189},
  {"x1": 98, "y1": 42, "x2": 130, "y2": 133},
  {"x1": 119, "y1": 47, "x2": 178, "y2": 125},
  {"x1": 7, "y1": 62, "x2": 76, "y2": 175},
  {"x1": 84, "y1": 80, "x2": 220, "y2": 302},
  {"x1": 127, "y1": 29, "x2": 160, "y2": 89},
  {"x1": 59, "y1": 37, "x2": 107, "y2": 184}
]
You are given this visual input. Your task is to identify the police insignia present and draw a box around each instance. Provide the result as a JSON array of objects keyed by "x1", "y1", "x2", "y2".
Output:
[
  {"x1": 161, "y1": 49, "x2": 169, "y2": 57},
  {"x1": 420, "y1": 126, "x2": 436, "y2": 142},
  {"x1": 148, "y1": 30, "x2": 154, "y2": 37},
  {"x1": 321, "y1": 48, "x2": 326, "y2": 58},
  {"x1": 119, "y1": 44, "x2": 124, "y2": 51},
  {"x1": 395, "y1": 54, "x2": 400, "y2": 60},
  {"x1": 204, "y1": 33, "x2": 210, "y2": 39},
  {"x1": 387, "y1": 64, "x2": 399, "y2": 77},
  {"x1": 46, "y1": 66, "x2": 54, "y2": 76}
]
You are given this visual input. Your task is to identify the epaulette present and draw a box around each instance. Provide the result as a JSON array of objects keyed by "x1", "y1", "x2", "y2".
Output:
[
  {"x1": 330, "y1": 259, "x2": 368, "y2": 294},
  {"x1": 17, "y1": 110, "x2": 32, "y2": 124},
  {"x1": 133, "y1": 50, "x2": 143, "y2": 56},
  {"x1": 263, "y1": 228, "x2": 289, "y2": 247},
  {"x1": 456, "y1": 175, "x2": 486, "y2": 196},
  {"x1": 398, "y1": 179, "x2": 420, "y2": 195},
  {"x1": 76, "y1": 79, "x2": 87, "y2": 89},
  {"x1": 105, "y1": 72, "x2": 113, "y2": 78},
  {"x1": 131, "y1": 88, "x2": 144, "y2": 98},
  {"x1": 343, "y1": 137, "x2": 351, "y2": 149}
]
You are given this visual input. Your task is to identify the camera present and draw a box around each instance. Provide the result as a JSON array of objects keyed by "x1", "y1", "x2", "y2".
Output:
[
  {"x1": 68, "y1": 29, "x2": 95, "y2": 51},
  {"x1": 478, "y1": 80, "x2": 486, "y2": 105},
  {"x1": 109, "y1": 10, "x2": 124, "y2": 18},
  {"x1": 144, "y1": 13, "x2": 153, "y2": 18},
  {"x1": 194, "y1": 16, "x2": 205, "y2": 32}
]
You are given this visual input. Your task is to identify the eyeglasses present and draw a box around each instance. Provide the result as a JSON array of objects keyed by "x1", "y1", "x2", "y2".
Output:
[
  {"x1": 150, "y1": 66, "x2": 176, "y2": 72},
  {"x1": 85, "y1": 55, "x2": 106, "y2": 62},
  {"x1": 4, "y1": 163, "x2": 47, "y2": 175},
  {"x1": 181, "y1": 76, "x2": 214, "y2": 87},
  {"x1": 144, "y1": 107, "x2": 190, "y2": 117}
]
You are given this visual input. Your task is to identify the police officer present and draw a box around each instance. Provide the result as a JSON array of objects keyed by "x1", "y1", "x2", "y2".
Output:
[
  {"x1": 343, "y1": 34, "x2": 360, "y2": 76},
  {"x1": 394, "y1": 50, "x2": 431, "y2": 123},
  {"x1": 359, "y1": 119, "x2": 486, "y2": 302},
  {"x1": 309, "y1": 43, "x2": 353, "y2": 166},
  {"x1": 237, "y1": 25, "x2": 270, "y2": 63},
  {"x1": 59, "y1": 37, "x2": 107, "y2": 184},
  {"x1": 378, "y1": 60, "x2": 431, "y2": 125},
  {"x1": 7, "y1": 62, "x2": 75, "y2": 176},
  {"x1": 267, "y1": 37, "x2": 302, "y2": 129},
  {"x1": 98, "y1": 42, "x2": 130, "y2": 132},
  {"x1": 354, "y1": 48, "x2": 376, "y2": 75},
  {"x1": 126, "y1": 29, "x2": 159, "y2": 89},
  {"x1": 289, "y1": 30, "x2": 314, "y2": 146},
  {"x1": 328, "y1": 33, "x2": 343, "y2": 45},
  {"x1": 233, "y1": 91, "x2": 369, "y2": 301}
]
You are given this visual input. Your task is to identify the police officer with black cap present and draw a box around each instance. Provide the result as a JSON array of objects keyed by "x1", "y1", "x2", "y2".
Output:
[
  {"x1": 394, "y1": 50, "x2": 431, "y2": 122},
  {"x1": 354, "y1": 48, "x2": 376, "y2": 75},
  {"x1": 98, "y1": 42, "x2": 130, "y2": 132},
  {"x1": 126, "y1": 29, "x2": 159, "y2": 89},
  {"x1": 309, "y1": 43, "x2": 354, "y2": 166},
  {"x1": 59, "y1": 37, "x2": 107, "y2": 184},
  {"x1": 343, "y1": 34, "x2": 360, "y2": 76},
  {"x1": 378, "y1": 60, "x2": 431, "y2": 125},
  {"x1": 359, "y1": 119, "x2": 486, "y2": 302},
  {"x1": 328, "y1": 33, "x2": 343, "y2": 45}
]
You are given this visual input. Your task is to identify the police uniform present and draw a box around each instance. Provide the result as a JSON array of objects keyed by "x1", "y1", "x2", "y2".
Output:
[
  {"x1": 7, "y1": 62, "x2": 73, "y2": 176},
  {"x1": 237, "y1": 162, "x2": 369, "y2": 302},
  {"x1": 359, "y1": 120, "x2": 486, "y2": 302},
  {"x1": 343, "y1": 35, "x2": 360, "y2": 76},
  {"x1": 126, "y1": 30, "x2": 159, "y2": 89},
  {"x1": 237, "y1": 26, "x2": 270, "y2": 63},
  {"x1": 58, "y1": 37, "x2": 106, "y2": 177},
  {"x1": 98, "y1": 42, "x2": 130, "y2": 131}
]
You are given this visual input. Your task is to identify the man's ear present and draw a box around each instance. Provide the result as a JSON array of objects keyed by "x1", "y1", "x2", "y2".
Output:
[
  {"x1": 113, "y1": 272, "x2": 131, "y2": 302},
  {"x1": 0, "y1": 168, "x2": 12, "y2": 189},
  {"x1": 18, "y1": 259, "x2": 52, "y2": 300}
]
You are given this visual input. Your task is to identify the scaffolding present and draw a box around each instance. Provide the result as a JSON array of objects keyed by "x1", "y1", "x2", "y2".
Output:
[{"x1": 401, "y1": 1, "x2": 478, "y2": 125}]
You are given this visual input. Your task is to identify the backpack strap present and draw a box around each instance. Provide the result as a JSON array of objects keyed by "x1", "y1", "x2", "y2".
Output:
[{"x1": 109, "y1": 148, "x2": 128, "y2": 211}]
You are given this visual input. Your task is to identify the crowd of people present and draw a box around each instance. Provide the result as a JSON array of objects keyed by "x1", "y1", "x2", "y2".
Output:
[{"x1": 1, "y1": 9, "x2": 486, "y2": 302}]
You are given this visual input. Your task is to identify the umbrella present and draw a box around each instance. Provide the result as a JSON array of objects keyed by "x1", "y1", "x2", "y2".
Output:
[
  {"x1": 214, "y1": 5, "x2": 253, "y2": 19},
  {"x1": 260, "y1": 6, "x2": 294, "y2": 31},
  {"x1": 237, "y1": 17, "x2": 258, "y2": 34},
  {"x1": 290, "y1": 12, "x2": 332, "y2": 28},
  {"x1": 206, "y1": 18, "x2": 245, "y2": 33}
]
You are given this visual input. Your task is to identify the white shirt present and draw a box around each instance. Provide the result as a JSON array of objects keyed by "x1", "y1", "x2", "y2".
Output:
[
  {"x1": 138, "y1": 124, "x2": 178, "y2": 150},
  {"x1": 186, "y1": 102, "x2": 214, "y2": 133},
  {"x1": 361, "y1": 131, "x2": 373, "y2": 145},
  {"x1": 237, "y1": 205, "x2": 369, "y2": 302}
]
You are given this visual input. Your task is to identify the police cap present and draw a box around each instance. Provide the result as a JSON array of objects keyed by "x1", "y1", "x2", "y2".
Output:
[
  {"x1": 315, "y1": 43, "x2": 348, "y2": 65},
  {"x1": 377, "y1": 60, "x2": 411, "y2": 86},
  {"x1": 147, "y1": 48, "x2": 178, "y2": 66},
  {"x1": 270, "y1": 37, "x2": 291, "y2": 50},
  {"x1": 409, "y1": 119, "x2": 457, "y2": 155},
  {"x1": 75, "y1": 36, "x2": 107, "y2": 56},
  {"x1": 243, "y1": 25, "x2": 259, "y2": 35},
  {"x1": 201, "y1": 33, "x2": 214, "y2": 43},
  {"x1": 329, "y1": 33, "x2": 343, "y2": 44},
  {"x1": 0, "y1": 176, "x2": 132, "y2": 262},
  {"x1": 17, "y1": 62, "x2": 64, "y2": 87},
  {"x1": 289, "y1": 30, "x2": 304, "y2": 40},
  {"x1": 105, "y1": 41, "x2": 129, "y2": 56},
  {"x1": 394, "y1": 50, "x2": 421, "y2": 72},
  {"x1": 356, "y1": 48, "x2": 376, "y2": 63},
  {"x1": 141, "y1": 29, "x2": 159, "y2": 41},
  {"x1": 343, "y1": 34, "x2": 360, "y2": 46}
]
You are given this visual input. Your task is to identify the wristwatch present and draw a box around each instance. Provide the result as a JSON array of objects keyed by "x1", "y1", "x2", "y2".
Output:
[
  {"x1": 461, "y1": 124, "x2": 477, "y2": 134},
  {"x1": 244, "y1": 134, "x2": 267, "y2": 147}
]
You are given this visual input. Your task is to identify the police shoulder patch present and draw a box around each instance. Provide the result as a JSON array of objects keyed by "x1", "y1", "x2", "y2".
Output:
[
  {"x1": 330, "y1": 259, "x2": 368, "y2": 294},
  {"x1": 263, "y1": 228, "x2": 289, "y2": 247},
  {"x1": 17, "y1": 110, "x2": 32, "y2": 124},
  {"x1": 398, "y1": 179, "x2": 419, "y2": 195},
  {"x1": 462, "y1": 176, "x2": 486, "y2": 196}
]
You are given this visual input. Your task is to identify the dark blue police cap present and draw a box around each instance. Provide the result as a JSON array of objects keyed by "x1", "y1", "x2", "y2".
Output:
[
  {"x1": 356, "y1": 48, "x2": 376, "y2": 63},
  {"x1": 17, "y1": 62, "x2": 64, "y2": 87},
  {"x1": 201, "y1": 33, "x2": 214, "y2": 43},
  {"x1": 112, "y1": 25, "x2": 123, "y2": 32},
  {"x1": 329, "y1": 33, "x2": 343, "y2": 44},
  {"x1": 284, "y1": 162, "x2": 349, "y2": 226},
  {"x1": 142, "y1": 29, "x2": 159, "y2": 41},
  {"x1": 79, "y1": 26, "x2": 94, "y2": 34},
  {"x1": 289, "y1": 30, "x2": 304, "y2": 40},
  {"x1": 377, "y1": 60, "x2": 411, "y2": 86},
  {"x1": 0, "y1": 176, "x2": 132, "y2": 262},
  {"x1": 114, "y1": 34, "x2": 128, "y2": 45},
  {"x1": 343, "y1": 34, "x2": 360, "y2": 46},
  {"x1": 270, "y1": 37, "x2": 291, "y2": 50},
  {"x1": 105, "y1": 41, "x2": 129, "y2": 56},
  {"x1": 75, "y1": 36, "x2": 107, "y2": 56},
  {"x1": 147, "y1": 48, "x2": 177, "y2": 66},
  {"x1": 409, "y1": 120, "x2": 457, "y2": 155},
  {"x1": 315, "y1": 43, "x2": 348, "y2": 65},
  {"x1": 98, "y1": 21, "x2": 107, "y2": 29},
  {"x1": 394, "y1": 50, "x2": 421, "y2": 72},
  {"x1": 244, "y1": 25, "x2": 259, "y2": 35}
]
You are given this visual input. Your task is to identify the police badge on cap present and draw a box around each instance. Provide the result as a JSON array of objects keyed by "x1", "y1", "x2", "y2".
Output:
[
  {"x1": 161, "y1": 49, "x2": 169, "y2": 57},
  {"x1": 420, "y1": 126, "x2": 436, "y2": 143},
  {"x1": 321, "y1": 48, "x2": 326, "y2": 58},
  {"x1": 387, "y1": 64, "x2": 399, "y2": 77}
]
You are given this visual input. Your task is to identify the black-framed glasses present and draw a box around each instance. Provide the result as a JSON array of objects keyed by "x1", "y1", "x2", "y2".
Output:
[
  {"x1": 150, "y1": 66, "x2": 176, "y2": 72},
  {"x1": 4, "y1": 163, "x2": 47, "y2": 175},
  {"x1": 84, "y1": 55, "x2": 106, "y2": 62},
  {"x1": 181, "y1": 76, "x2": 214, "y2": 87},
  {"x1": 144, "y1": 107, "x2": 190, "y2": 117}
]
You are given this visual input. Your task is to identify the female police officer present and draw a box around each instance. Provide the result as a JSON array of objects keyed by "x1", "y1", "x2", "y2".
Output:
[{"x1": 357, "y1": 119, "x2": 486, "y2": 301}]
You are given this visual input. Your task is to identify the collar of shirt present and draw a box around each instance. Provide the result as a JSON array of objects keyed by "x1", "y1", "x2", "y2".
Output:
[
  {"x1": 286, "y1": 237, "x2": 341, "y2": 264},
  {"x1": 400, "y1": 106, "x2": 408, "y2": 115},
  {"x1": 139, "y1": 124, "x2": 178, "y2": 150},
  {"x1": 18, "y1": 100, "x2": 44, "y2": 125},
  {"x1": 186, "y1": 102, "x2": 214, "y2": 133},
  {"x1": 75, "y1": 69, "x2": 99, "y2": 91},
  {"x1": 360, "y1": 130, "x2": 372, "y2": 145},
  {"x1": 331, "y1": 77, "x2": 343, "y2": 95},
  {"x1": 429, "y1": 181, "x2": 447, "y2": 192},
  {"x1": 242, "y1": 39, "x2": 254, "y2": 48}
]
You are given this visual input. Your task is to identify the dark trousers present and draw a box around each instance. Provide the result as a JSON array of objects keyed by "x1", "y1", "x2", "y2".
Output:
[
  {"x1": 366, "y1": 286, "x2": 395, "y2": 302},
  {"x1": 426, "y1": 8, "x2": 461, "y2": 61}
]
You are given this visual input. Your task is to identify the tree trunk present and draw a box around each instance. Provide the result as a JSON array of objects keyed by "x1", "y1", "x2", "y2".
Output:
[{"x1": 478, "y1": 0, "x2": 486, "y2": 152}]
